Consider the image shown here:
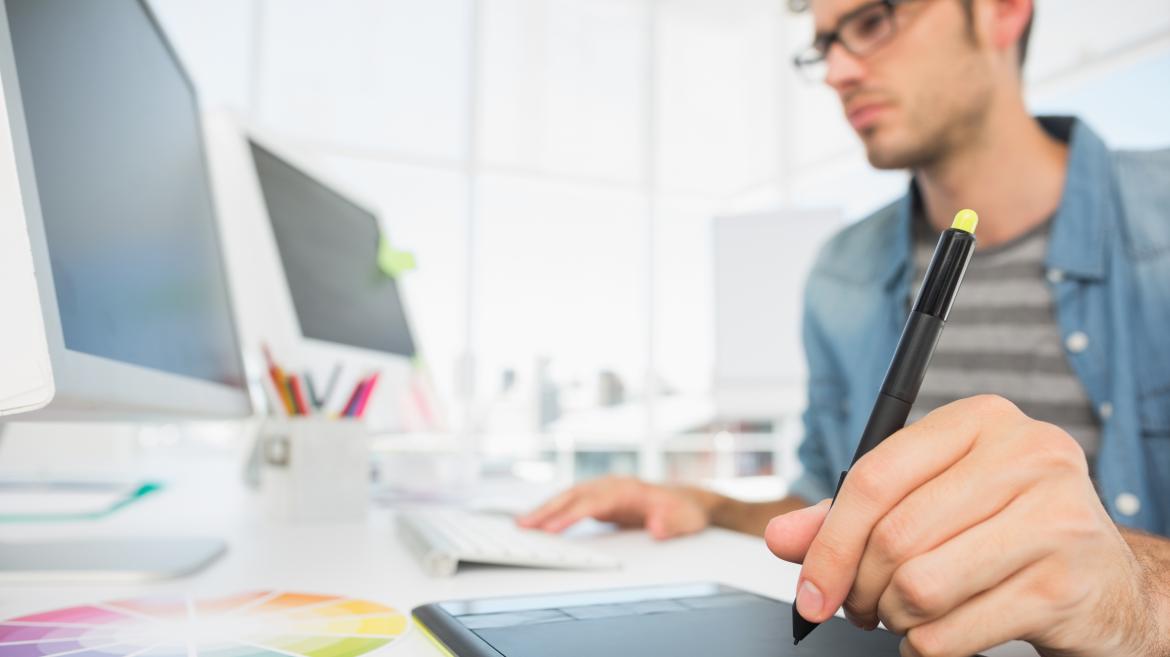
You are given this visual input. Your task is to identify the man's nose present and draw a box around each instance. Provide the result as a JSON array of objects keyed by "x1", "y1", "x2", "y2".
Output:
[{"x1": 824, "y1": 42, "x2": 866, "y2": 92}]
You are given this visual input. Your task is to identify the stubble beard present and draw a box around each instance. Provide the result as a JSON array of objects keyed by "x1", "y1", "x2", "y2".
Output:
[{"x1": 860, "y1": 51, "x2": 995, "y2": 173}]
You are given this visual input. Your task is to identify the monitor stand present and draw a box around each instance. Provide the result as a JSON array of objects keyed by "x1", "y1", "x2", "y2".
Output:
[{"x1": 0, "y1": 538, "x2": 227, "y2": 583}]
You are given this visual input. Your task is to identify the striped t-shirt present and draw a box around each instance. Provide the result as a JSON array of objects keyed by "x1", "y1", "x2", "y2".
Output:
[{"x1": 908, "y1": 218, "x2": 1101, "y2": 466}]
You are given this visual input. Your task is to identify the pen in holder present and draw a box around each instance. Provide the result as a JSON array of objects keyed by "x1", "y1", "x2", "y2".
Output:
[{"x1": 259, "y1": 417, "x2": 370, "y2": 523}]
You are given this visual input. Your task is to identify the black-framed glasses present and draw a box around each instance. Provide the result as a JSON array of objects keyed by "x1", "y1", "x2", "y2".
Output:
[{"x1": 792, "y1": 0, "x2": 922, "y2": 82}]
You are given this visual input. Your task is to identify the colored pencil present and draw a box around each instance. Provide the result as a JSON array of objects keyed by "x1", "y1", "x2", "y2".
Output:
[
  {"x1": 353, "y1": 373, "x2": 381, "y2": 418},
  {"x1": 288, "y1": 375, "x2": 311, "y2": 416},
  {"x1": 339, "y1": 376, "x2": 368, "y2": 417}
]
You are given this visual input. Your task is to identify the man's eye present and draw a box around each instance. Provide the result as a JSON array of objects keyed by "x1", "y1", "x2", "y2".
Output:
[{"x1": 852, "y1": 11, "x2": 887, "y2": 39}]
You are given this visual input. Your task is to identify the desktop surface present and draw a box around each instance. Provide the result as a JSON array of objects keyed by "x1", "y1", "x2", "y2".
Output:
[{"x1": 0, "y1": 455, "x2": 1040, "y2": 657}]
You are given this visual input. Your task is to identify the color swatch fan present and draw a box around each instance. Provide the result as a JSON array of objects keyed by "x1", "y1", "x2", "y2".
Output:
[{"x1": 0, "y1": 591, "x2": 409, "y2": 657}]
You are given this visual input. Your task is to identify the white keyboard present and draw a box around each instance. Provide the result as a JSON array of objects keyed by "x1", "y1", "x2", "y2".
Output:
[{"x1": 396, "y1": 507, "x2": 621, "y2": 578}]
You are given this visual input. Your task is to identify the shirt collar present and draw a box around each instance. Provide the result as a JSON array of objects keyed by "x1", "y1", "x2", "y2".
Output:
[
  {"x1": 1042, "y1": 116, "x2": 1114, "y2": 281},
  {"x1": 877, "y1": 185, "x2": 914, "y2": 290}
]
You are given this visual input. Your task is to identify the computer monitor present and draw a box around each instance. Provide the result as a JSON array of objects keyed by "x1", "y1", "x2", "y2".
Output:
[
  {"x1": 0, "y1": 0, "x2": 249, "y2": 420},
  {"x1": 0, "y1": 0, "x2": 250, "y2": 579},
  {"x1": 201, "y1": 117, "x2": 434, "y2": 432},
  {"x1": 250, "y1": 140, "x2": 417, "y2": 360}
]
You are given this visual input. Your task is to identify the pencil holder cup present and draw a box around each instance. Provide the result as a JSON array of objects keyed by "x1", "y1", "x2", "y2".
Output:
[{"x1": 258, "y1": 417, "x2": 370, "y2": 523}]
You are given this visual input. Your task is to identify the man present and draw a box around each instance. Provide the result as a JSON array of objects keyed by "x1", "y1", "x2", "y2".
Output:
[{"x1": 519, "y1": 0, "x2": 1170, "y2": 654}]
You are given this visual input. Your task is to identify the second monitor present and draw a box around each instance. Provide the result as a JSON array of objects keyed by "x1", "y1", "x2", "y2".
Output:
[{"x1": 249, "y1": 140, "x2": 417, "y2": 360}]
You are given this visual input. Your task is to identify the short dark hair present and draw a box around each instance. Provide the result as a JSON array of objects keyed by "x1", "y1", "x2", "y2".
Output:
[
  {"x1": 791, "y1": 0, "x2": 1036, "y2": 67},
  {"x1": 1018, "y1": 5, "x2": 1035, "y2": 66}
]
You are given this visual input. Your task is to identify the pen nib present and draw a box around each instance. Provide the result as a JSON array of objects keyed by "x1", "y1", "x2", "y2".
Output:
[{"x1": 792, "y1": 604, "x2": 818, "y2": 644}]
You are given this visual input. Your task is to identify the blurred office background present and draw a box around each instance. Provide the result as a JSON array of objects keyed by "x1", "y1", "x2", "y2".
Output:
[{"x1": 18, "y1": 0, "x2": 1166, "y2": 493}]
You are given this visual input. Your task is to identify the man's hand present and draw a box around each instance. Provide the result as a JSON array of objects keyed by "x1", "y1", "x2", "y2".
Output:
[
  {"x1": 517, "y1": 476, "x2": 718, "y2": 540},
  {"x1": 520, "y1": 477, "x2": 809, "y2": 538},
  {"x1": 765, "y1": 395, "x2": 1170, "y2": 657}
]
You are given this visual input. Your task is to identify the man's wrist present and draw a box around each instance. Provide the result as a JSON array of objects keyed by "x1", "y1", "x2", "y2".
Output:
[
  {"x1": 688, "y1": 489, "x2": 808, "y2": 536},
  {"x1": 706, "y1": 492, "x2": 751, "y2": 532},
  {"x1": 676, "y1": 486, "x2": 729, "y2": 522},
  {"x1": 668, "y1": 485, "x2": 740, "y2": 530},
  {"x1": 1119, "y1": 528, "x2": 1170, "y2": 656}
]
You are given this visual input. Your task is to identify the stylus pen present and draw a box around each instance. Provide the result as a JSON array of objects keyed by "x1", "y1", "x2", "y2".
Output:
[{"x1": 793, "y1": 209, "x2": 979, "y2": 645}]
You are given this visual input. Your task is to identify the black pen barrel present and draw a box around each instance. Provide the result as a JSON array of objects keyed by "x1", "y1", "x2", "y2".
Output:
[
  {"x1": 881, "y1": 312, "x2": 944, "y2": 403},
  {"x1": 913, "y1": 228, "x2": 976, "y2": 320},
  {"x1": 852, "y1": 393, "x2": 915, "y2": 464},
  {"x1": 846, "y1": 228, "x2": 973, "y2": 464},
  {"x1": 794, "y1": 214, "x2": 978, "y2": 646},
  {"x1": 850, "y1": 312, "x2": 942, "y2": 462}
]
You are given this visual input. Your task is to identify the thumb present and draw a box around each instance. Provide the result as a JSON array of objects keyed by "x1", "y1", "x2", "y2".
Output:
[
  {"x1": 646, "y1": 508, "x2": 678, "y2": 540},
  {"x1": 764, "y1": 498, "x2": 831, "y2": 564},
  {"x1": 646, "y1": 504, "x2": 699, "y2": 541}
]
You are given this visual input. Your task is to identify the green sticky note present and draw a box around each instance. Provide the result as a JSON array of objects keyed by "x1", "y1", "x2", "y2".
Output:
[{"x1": 377, "y1": 237, "x2": 416, "y2": 278}]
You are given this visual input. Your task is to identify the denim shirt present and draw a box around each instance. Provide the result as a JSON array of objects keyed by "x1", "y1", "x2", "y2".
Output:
[{"x1": 789, "y1": 117, "x2": 1170, "y2": 536}]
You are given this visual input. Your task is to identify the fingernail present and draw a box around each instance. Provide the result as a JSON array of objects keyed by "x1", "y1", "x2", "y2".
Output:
[{"x1": 796, "y1": 580, "x2": 824, "y2": 620}]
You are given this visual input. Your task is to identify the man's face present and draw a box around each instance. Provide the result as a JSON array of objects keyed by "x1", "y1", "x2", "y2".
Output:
[{"x1": 811, "y1": 0, "x2": 995, "y2": 169}]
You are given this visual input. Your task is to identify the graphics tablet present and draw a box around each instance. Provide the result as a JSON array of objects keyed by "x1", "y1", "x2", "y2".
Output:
[{"x1": 413, "y1": 582, "x2": 967, "y2": 656}]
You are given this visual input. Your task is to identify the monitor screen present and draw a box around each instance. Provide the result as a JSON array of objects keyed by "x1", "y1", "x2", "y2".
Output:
[
  {"x1": 250, "y1": 141, "x2": 417, "y2": 359},
  {"x1": 6, "y1": 0, "x2": 245, "y2": 388}
]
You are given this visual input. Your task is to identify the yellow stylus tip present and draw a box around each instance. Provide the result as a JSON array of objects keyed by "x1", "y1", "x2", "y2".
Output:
[{"x1": 952, "y1": 209, "x2": 979, "y2": 234}]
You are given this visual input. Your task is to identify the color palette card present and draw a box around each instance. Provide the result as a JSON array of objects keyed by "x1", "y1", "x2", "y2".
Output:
[{"x1": 0, "y1": 591, "x2": 409, "y2": 657}]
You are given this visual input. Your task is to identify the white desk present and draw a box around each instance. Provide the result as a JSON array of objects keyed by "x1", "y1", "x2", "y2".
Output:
[{"x1": 0, "y1": 461, "x2": 1037, "y2": 656}]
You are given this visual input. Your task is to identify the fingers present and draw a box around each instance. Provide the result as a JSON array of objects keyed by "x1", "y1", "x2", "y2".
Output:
[
  {"x1": 538, "y1": 497, "x2": 607, "y2": 533},
  {"x1": 647, "y1": 508, "x2": 688, "y2": 540},
  {"x1": 516, "y1": 488, "x2": 579, "y2": 529},
  {"x1": 876, "y1": 492, "x2": 1053, "y2": 635},
  {"x1": 765, "y1": 499, "x2": 831, "y2": 563},
  {"x1": 897, "y1": 560, "x2": 1050, "y2": 657},
  {"x1": 846, "y1": 431, "x2": 1031, "y2": 628},
  {"x1": 517, "y1": 477, "x2": 652, "y2": 534},
  {"x1": 517, "y1": 478, "x2": 714, "y2": 539},
  {"x1": 798, "y1": 395, "x2": 1025, "y2": 623},
  {"x1": 646, "y1": 511, "x2": 671, "y2": 540}
]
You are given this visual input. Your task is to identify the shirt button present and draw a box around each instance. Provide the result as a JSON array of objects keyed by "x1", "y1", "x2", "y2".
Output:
[
  {"x1": 1047, "y1": 268, "x2": 1065, "y2": 284},
  {"x1": 1116, "y1": 493, "x2": 1141, "y2": 517},
  {"x1": 1098, "y1": 402, "x2": 1114, "y2": 420},
  {"x1": 1065, "y1": 331, "x2": 1090, "y2": 354}
]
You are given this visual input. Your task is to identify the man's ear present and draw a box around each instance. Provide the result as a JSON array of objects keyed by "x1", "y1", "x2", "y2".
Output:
[{"x1": 988, "y1": 0, "x2": 1033, "y2": 61}]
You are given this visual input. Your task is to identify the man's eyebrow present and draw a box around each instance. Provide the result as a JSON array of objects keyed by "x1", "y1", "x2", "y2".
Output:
[
  {"x1": 812, "y1": 0, "x2": 872, "y2": 42},
  {"x1": 812, "y1": 11, "x2": 848, "y2": 40},
  {"x1": 812, "y1": 16, "x2": 839, "y2": 39}
]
